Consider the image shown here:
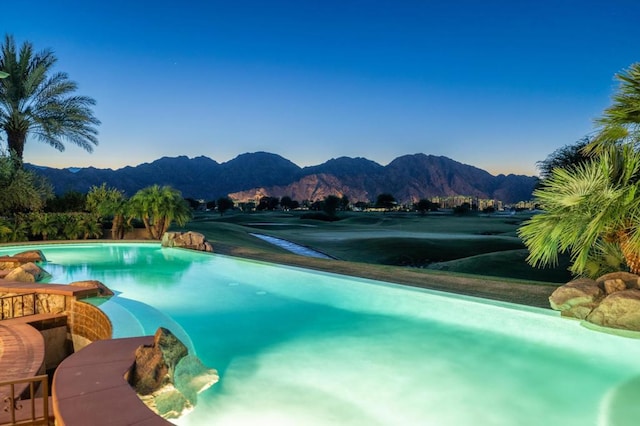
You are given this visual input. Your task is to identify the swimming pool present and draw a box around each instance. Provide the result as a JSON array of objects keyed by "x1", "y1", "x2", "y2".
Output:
[{"x1": 2, "y1": 242, "x2": 639, "y2": 425}]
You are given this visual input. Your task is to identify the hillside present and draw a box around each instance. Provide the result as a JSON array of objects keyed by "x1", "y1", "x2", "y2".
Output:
[{"x1": 28, "y1": 152, "x2": 538, "y2": 204}]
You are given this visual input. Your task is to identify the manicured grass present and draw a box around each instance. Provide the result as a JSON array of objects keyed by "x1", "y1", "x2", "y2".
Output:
[
  {"x1": 288, "y1": 235, "x2": 524, "y2": 265},
  {"x1": 185, "y1": 220, "x2": 290, "y2": 254},
  {"x1": 429, "y1": 249, "x2": 573, "y2": 283},
  {"x1": 180, "y1": 210, "x2": 569, "y2": 284}
]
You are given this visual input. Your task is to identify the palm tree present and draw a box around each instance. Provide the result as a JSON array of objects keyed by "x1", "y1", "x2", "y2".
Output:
[
  {"x1": 522, "y1": 61, "x2": 640, "y2": 278},
  {"x1": 6, "y1": 215, "x2": 28, "y2": 242},
  {"x1": 129, "y1": 185, "x2": 191, "y2": 240},
  {"x1": 587, "y1": 62, "x2": 640, "y2": 154},
  {"x1": 29, "y1": 212, "x2": 60, "y2": 241},
  {"x1": 78, "y1": 214, "x2": 103, "y2": 239},
  {"x1": 519, "y1": 145, "x2": 640, "y2": 277},
  {"x1": 86, "y1": 183, "x2": 128, "y2": 239},
  {"x1": 0, "y1": 35, "x2": 100, "y2": 161}
]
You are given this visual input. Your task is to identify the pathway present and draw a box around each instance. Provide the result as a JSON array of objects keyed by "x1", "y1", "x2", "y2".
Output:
[{"x1": 250, "y1": 233, "x2": 334, "y2": 259}]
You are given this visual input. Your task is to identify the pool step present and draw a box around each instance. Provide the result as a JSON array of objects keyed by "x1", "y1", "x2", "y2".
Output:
[
  {"x1": 89, "y1": 297, "x2": 195, "y2": 353},
  {"x1": 87, "y1": 297, "x2": 144, "y2": 338}
]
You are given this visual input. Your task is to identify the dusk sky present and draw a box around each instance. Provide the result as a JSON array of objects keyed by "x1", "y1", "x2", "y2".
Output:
[{"x1": 2, "y1": 0, "x2": 639, "y2": 176}]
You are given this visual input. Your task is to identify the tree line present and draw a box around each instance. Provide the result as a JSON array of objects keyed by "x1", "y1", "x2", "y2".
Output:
[{"x1": 0, "y1": 178, "x2": 193, "y2": 242}]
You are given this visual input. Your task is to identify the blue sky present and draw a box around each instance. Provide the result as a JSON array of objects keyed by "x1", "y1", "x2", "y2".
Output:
[{"x1": 2, "y1": 0, "x2": 639, "y2": 175}]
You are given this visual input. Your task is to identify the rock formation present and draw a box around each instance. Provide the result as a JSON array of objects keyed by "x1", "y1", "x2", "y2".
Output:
[
  {"x1": 4, "y1": 262, "x2": 51, "y2": 282},
  {"x1": 161, "y1": 231, "x2": 213, "y2": 253},
  {"x1": 586, "y1": 290, "x2": 640, "y2": 330},
  {"x1": 12, "y1": 250, "x2": 47, "y2": 263},
  {"x1": 132, "y1": 327, "x2": 218, "y2": 419},
  {"x1": 548, "y1": 277, "x2": 604, "y2": 320},
  {"x1": 549, "y1": 272, "x2": 640, "y2": 331},
  {"x1": 0, "y1": 250, "x2": 50, "y2": 282}
]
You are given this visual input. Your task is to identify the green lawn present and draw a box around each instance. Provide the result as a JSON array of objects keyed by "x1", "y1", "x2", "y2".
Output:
[{"x1": 181, "y1": 210, "x2": 571, "y2": 284}]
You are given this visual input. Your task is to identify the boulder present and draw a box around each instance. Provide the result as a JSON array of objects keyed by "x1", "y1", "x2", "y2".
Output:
[
  {"x1": 161, "y1": 232, "x2": 213, "y2": 253},
  {"x1": 4, "y1": 262, "x2": 51, "y2": 282},
  {"x1": 596, "y1": 272, "x2": 640, "y2": 290},
  {"x1": 69, "y1": 280, "x2": 114, "y2": 296},
  {"x1": 12, "y1": 250, "x2": 47, "y2": 263},
  {"x1": 132, "y1": 327, "x2": 218, "y2": 419},
  {"x1": 0, "y1": 251, "x2": 47, "y2": 272},
  {"x1": 586, "y1": 289, "x2": 640, "y2": 331},
  {"x1": 548, "y1": 277, "x2": 604, "y2": 319},
  {"x1": 133, "y1": 327, "x2": 189, "y2": 395}
]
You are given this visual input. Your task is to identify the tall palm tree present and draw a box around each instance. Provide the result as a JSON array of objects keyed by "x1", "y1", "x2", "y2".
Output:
[
  {"x1": 0, "y1": 35, "x2": 99, "y2": 161},
  {"x1": 129, "y1": 185, "x2": 191, "y2": 240},
  {"x1": 519, "y1": 144, "x2": 640, "y2": 277}
]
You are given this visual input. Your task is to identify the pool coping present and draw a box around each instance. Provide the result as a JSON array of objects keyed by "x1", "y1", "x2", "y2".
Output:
[{"x1": 52, "y1": 336, "x2": 173, "y2": 426}]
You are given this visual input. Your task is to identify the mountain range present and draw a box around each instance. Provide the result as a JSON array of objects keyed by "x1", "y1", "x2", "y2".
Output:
[{"x1": 28, "y1": 152, "x2": 539, "y2": 204}]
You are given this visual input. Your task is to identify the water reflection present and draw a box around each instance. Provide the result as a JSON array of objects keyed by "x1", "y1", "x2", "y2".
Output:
[{"x1": 0, "y1": 243, "x2": 208, "y2": 289}]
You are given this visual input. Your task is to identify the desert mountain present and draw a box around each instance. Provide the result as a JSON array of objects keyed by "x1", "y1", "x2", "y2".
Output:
[{"x1": 28, "y1": 152, "x2": 538, "y2": 204}]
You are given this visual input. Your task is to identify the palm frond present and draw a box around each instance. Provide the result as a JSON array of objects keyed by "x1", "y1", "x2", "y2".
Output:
[{"x1": 0, "y1": 34, "x2": 99, "y2": 158}]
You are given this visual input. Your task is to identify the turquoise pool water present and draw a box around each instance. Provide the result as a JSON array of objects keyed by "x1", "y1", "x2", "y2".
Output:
[{"x1": 2, "y1": 242, "x2": 640, "y2": 425}]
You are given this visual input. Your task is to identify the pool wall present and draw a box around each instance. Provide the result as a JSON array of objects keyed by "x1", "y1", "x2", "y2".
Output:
[
  {"x1": 70, "y1": 300, "x2": 112, "y2": 348},
  {"x1": 0, "y1": 281, "x2": 113, "y2": 352}
]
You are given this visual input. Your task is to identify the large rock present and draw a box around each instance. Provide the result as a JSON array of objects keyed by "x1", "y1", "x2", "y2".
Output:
[
  {"x1": 69, "y1": 280, "x2": 114, "y2": 296},
  {"x1": 133, "y1": 327, "x2": 188, "y2": 395},
  {"x1": 161, "y1": 231, "x2": 213, "y2": 253},
  {"x1": 132, "y1": 328, "x2": 218, "y2": 419},
  {"x1": 0, "y1": 250, "x2": 47, "y2": 271},
  {"x1": 548, "y1": 277, "x2": 604, "y2": 319},
  {"x1": 12, "y1": 250, "x2": 47, "y2": 263},
  {"x1": 4, "y1": 262, "x2": 51, "y2": 282},
  {"x1": 586, "y1": 289, "x2": 640, "y2": 331}
]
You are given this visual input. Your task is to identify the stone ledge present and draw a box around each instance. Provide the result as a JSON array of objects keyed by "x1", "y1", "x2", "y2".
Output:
[
  {"x1": 52, "y1": 336, "x2": 173, "y2": 426},
  {"x1": 0, "y1": 281, "x2": 101, "y2": 299}
]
